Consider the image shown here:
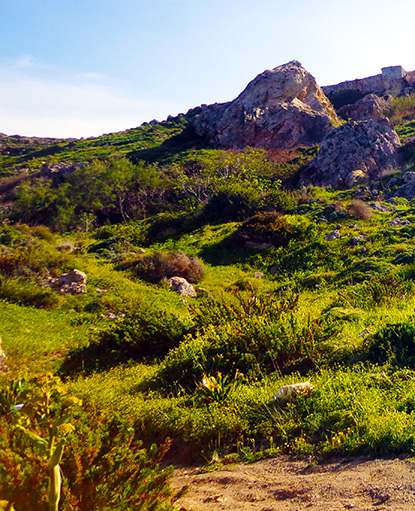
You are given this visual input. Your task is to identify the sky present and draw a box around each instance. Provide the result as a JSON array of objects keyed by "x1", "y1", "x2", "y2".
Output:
[{"x1": 1, "y1": 0, "x2": 415, "y2": 139}]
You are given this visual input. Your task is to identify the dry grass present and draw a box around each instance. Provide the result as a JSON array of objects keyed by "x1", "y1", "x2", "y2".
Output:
[{"x1": 347, "y1": 199, "x2": 374, "y2": 220}]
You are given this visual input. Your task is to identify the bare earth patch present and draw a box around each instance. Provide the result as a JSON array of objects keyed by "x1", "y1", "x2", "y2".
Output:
[{"x1": 172, "y1": 456, "x2": 415, "y2": 511}]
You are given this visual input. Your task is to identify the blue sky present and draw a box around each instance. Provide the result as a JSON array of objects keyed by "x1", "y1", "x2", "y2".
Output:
[{"x1": 1, "y1": 0, "x2": 414, "y2": 138}]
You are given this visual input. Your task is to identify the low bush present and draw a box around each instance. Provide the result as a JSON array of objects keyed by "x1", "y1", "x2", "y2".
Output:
[
  {"x1": 367, "y1": 321, "x2": 415, "y2": 367},
  {"x1": 232, "y1": 212, "x2": 295, "y2": 248},
  {"x1": 322, "y1": 202, "x2": 347, "y2": 221},
  {"x1": 347, "y1": 199, "x2": 374, "y2": 220},
  {"x1": 202, "y1": 182, "x2": 262, "y2": 222},
  {"x1": 122, "y1": 251, "x2": 204, "y2": 283},
  {"x1": 144, "y1": 211, "x2": 203, "y2": 244},
  {"x1": 261, "y1": 189, "x2": 297, "y2": 213},
  {"x1": 154, "y1": 294, "x2": 338, "y2": 390},
  {"x1": 0, "y1": 242, "x2": 72, "y2": 279},
  {"x1": 0, "y1": 276, "x2": 60, "y2": 309},
  {"x1": 0, "y1": 376, "x2": 186, "y2": 511},
  {"x1": 275, "y1": 236, "x2": 343, "y2": 275},
  {"x1": 301, "y1": 271, "x2": 337, "y2": 289},
  {"x1": 60, "y1": 309, "x2": 192, "y2": 375},
  {"x1": 384, "y1": 94, "x2": 415, "y2": 125},
  {"x1": 337, "y1": 274, "x2": 410, "y2": 310}
]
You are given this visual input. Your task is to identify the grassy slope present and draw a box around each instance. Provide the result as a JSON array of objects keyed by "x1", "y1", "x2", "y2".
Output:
[
  {"x1": 3, "y1": 112, "x2": 415, "y2": 465},
  {"x1": 3, "y1": 196, "x2": 415, "y2": 460},
  {"x1": 0, "y1": 114, "x2": 191, "y2": 175}
]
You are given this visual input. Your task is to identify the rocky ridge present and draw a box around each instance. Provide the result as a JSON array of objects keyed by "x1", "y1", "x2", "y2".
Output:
[{"x1": 190, "y1": 60, "x2": 411, "y2": 189}]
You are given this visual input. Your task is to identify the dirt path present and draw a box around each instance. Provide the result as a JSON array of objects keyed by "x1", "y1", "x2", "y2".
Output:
[{"x1": 172, "y1": 456, "x2": 415, "y2": 510}]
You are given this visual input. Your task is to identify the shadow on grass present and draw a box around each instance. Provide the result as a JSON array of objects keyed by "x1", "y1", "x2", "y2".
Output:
[
  {"x1": 199, "y1": 235, "x2": 261, "y2": 266},
  {"x1": 58, "y1": 339, "x2": 133, "y2": 378},
  {"x1": 129, "y1": 126, "x2": 210, "y2": 165}
]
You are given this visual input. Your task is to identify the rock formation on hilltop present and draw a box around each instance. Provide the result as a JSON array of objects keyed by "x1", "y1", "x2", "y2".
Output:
[
  {"x1": 301, "y1": 118, "x2": 401, "y2": 188},
  {"x1": 193, "y1": 61, "x2": 339, "y2": 150}
]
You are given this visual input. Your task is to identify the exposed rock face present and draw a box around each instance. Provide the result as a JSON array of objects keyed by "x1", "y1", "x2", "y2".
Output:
[
  {"x1": 337, "y1": 94, "x2": 393, "y2": 121},
  {"x1": 386, "y1": 171, "x2": 415, "y2": 200},
  {"x1": 168, "y1": 276, "x2": 197, "y2": 298},
  {"x1": 301, "y1": 119, "x2": 401, "y2": 187},
  {"x1": 193, "y1": 61, "x2": 339, "y2": 150}
]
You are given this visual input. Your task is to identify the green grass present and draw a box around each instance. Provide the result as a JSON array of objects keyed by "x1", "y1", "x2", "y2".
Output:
[
  {"x1": 0, "y1": 301, "x2": 92, "y2": 373},
  {"x1": 8, "y1": 102, "x2": 415, "y2": 508},
  {"x1": 4, "y1": 148, "x2": 415, "y2": 469}
]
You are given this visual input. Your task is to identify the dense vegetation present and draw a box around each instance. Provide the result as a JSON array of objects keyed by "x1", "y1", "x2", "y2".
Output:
[{"x1": 2, "y1": 96, "x2": 415, "y2": 509}]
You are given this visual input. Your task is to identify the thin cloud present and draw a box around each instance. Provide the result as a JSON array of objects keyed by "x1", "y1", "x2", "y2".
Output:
[{"x1": 0, "y1": 58, "x2": 184, "y2": 138}]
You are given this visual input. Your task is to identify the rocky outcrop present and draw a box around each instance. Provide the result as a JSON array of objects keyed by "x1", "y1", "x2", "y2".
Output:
[
  {"x1": 168, "y1": 276, "x2": 197, "y2": 298},
  {"x1": 338, "y1": 94, "x2": 393, "y2": 121},
  {"x1": 386, "y1": 171, "x2": 415, "y2": 201},
  {"x1": 46, "y1": 269, "x2": 87, "y2": 294},
  {"x1": 193, "y1": 61, "x2": 339, "y2": 150},
  {"x1": 301, "y1": 119, "x2": 401, "y2": 188}
]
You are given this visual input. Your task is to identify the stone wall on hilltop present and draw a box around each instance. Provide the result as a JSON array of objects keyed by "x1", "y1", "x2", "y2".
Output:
[{"x1": 323, "y1": 66, "x2": 415, "y2": 109}]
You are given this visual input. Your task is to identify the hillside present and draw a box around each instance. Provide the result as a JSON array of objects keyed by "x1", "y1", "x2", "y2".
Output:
[{"x1": 2, "y1": 61, "x2": 415, "y2": 510}]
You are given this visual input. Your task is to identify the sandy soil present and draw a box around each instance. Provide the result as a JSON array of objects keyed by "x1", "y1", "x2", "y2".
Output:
[{"x1": 172, "y1": 456, "x2": 415, "y2": 511}]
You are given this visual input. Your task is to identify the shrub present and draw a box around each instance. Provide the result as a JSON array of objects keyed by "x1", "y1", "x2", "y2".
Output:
[
  {"x1": 0, "y1": 276, "x2": 60, "y2": 309},
  {"x1": 322, "y1": 202, "x2": 347, "y2": 221},
  {"x1": 347, "y1": 199, "x2": 374, "y2": 220},
  {"x1": 60, "y1": 309, "x2": 192, "y2": 375},
  {"x1": 232, "y1": 212, "x2": 296, "y2": 248},
  {"x1": 202, "y1": 182, "x2": 262, "y2": 222},
  {"x1": 144, "y1": 211, "x2": 203, "y2": 244},
  {"x1": 154, "y1": 294, "x2": 338, "y2": 390},
  {"x1": 63, "y1": 414, "x2": 187, "y2": 511},
  {"x1": 261, "y1": 189, "x2": 297, "y2": 213},
  {"x1": 367, "y1": 321, "x2": 415, "y2": 367},
  {"x1": 301, "y1": 271, "x2": 337, "y2": 289},
  {"x1": 122, "y1": 251, "x2": 204, "y2": 283},
  {"x1": 31, "y1": 225, "x2": 55, "y2": 242},
  {"x1": 384, "y1": 94, "x2": 415, "y2": 124},
  {"x1": 0, "y1": 376, "x2": 186, "y2": 511},
  {"x1": 337, "y1": 274, "x2": 410, "y2": 310}
]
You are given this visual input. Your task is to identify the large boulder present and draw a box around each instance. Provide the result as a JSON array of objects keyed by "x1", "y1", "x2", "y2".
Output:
[
  {"x1": 193, "y1": 60, "x2": 339, "y2": 150},
  {"x1": 301, "y1": 118, "x2": 401, "y2": 187}
]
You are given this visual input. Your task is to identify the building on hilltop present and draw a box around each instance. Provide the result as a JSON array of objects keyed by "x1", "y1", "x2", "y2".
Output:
[{"x1": 323, "y1": 66, "x2": 415, "y2": 109}]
